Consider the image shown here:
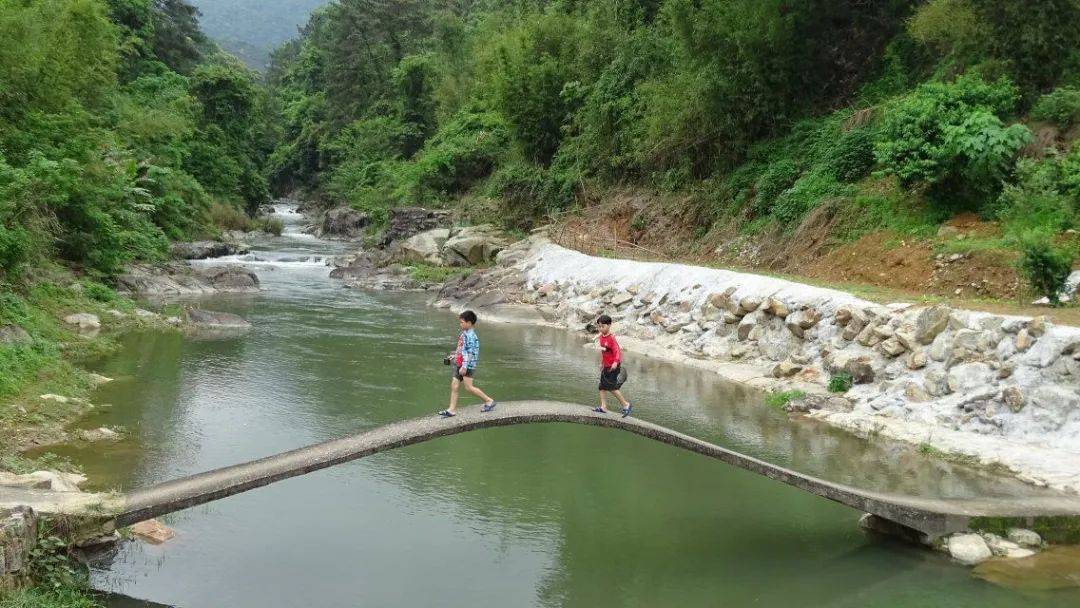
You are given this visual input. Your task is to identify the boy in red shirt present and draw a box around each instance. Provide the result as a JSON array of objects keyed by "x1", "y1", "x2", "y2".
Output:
[{"x1": 594, "y1": 315, "x2": 632, "y2": 417}]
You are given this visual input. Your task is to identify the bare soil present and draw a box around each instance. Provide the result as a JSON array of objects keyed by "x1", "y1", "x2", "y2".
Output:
[{"x1": 553, "y1": 193, "x2": 1080, "y2": 327}]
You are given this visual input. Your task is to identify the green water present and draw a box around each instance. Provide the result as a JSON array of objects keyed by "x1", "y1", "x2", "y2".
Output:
[{"x1": 49, "y1": 211, "x2": 1080, "y2": 607}]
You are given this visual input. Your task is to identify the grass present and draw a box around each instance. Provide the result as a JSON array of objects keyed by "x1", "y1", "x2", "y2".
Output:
[
  {"x1": 828, "y1": 372, "x2": 854, "y2": 393},
  {"x1": 406, "y1": 263, "x2": 472, "y2": 284},
  {"x1": 0, "y1": 587, "x2": 103, "y2": 608},
  {"x1": 0, "y1": 269, "x2": 174, "y2": 472},
  {"x1": 970, "y1": 516, "x2": 1080, "y2": 545},
  {"x1": 933, "y1": 236, "x2": 1011, "y2": 256},
  {"x1": 764, "y1": 389, "x2": 806, "y2": 409}
]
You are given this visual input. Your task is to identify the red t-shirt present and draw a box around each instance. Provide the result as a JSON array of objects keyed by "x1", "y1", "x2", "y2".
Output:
[{"x1": 599, "y1": 334, "x2": 621, "y2": 368}]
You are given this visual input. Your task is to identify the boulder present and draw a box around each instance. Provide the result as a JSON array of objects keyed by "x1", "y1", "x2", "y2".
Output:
[
  {"x1": 197, "y1": 266, "x2": 260, "y2": 292},
  {"x1": 1006, "y1": 528, "x2": 1042, "y2": 547},
  {"x1": 171, "y1": 240, "x2": 245, "y2": 260},
  {"x1": 319, "y1": 207, "x2": 371, "y2": 239},
  {"x1": 442, "y1": 225, "x2": 509, "y2": 266},
  {"x1": 947, "y1": 362, "x2": 994, "y2": 393},
  {"x1": 904, "y1": 383, "x2": 932, "y2": 402},
  {"x1": 609, "y1": 291, "x2": 634, "y2": 307},
  {"x1": 913, "y1": 305, "x2": 951, "y2": 344},
  {"x1": 63, "y1": 313, "x2": 100, "y2": 331},
  {"x1": 786, "y1": 308, "x2": 822, "y2": 338},
  {"x1": 1002, "y1": 386, "x2": 1025, "y2": 413},
  {"x1": 983, "y1": 535, "x2": 1036, "y2": 559},
  {"x1": 947, "y1": 533, "x2": 993, "y2": 565},
  {"x1": 924, "y1": 369, "x2": 950, "y2": 396},
  {"x1": 1029, "y1": 386, "x2": 1080, "y2": 427},
  {"x1": 399, "y1": 228, "x2": 450, "y2": 265},
  {"x1": 130, "y1": 519, "x2": 175, "y2": 544},
  {"x1": 1015, "y1": 329, "x2": 1035, "y2": 351},
  {"x1": 380, "y1": 207, "x2": 453, "y2": 245},
  {"x1": 739, "y1": 296, "x2": 762, "y2": 313},
  {"x1": 1028, "y1": 316, "x2": 1049, "y2": 337},
  {"x1": 0, "y1": 324, "x2": 31, "y2": 346},
  {"x1": 185, "y1": 310, "x2": 252, "y2": 329},
  {"x1": 842, "y1": 355, "x2": 876, "y2": 384},
  {"x1": 879, "y1": 337, "x2": 906, "y2": 357},
  {"x1": 78, "y1": 427, "x2": 119, "y2": 442},
  {"x1": 763, "y1": 297, "x2": 790, "y2": 317},
  {"x1": 906, "y1": 350, "x2": 928, "y2": 370},
  {"x1": 771, "y1": 361, "x2": 803, "y2": 378}
]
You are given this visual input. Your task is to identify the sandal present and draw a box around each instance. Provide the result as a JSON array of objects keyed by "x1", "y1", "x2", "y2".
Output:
[
  {"x1": 621, "y1": 403, "x2": 633, "y2": 418},
  {"x1": 481, "y1": 401, "x2": 498, "y2": 413},
  {"x1": 438, "y1": 410, "x2": 456, "y2": 417},
  {"x1": 592, "y1": 407, "x2": 608, "y2": 414}
]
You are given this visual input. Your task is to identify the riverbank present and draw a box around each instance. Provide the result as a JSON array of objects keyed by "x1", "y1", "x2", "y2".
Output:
[{"x1": 423, "y1": 233, "x2": 1080, "y2": 495}]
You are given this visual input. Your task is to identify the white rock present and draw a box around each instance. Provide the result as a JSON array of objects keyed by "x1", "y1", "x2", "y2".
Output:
[
  {"x1": 947, "y1": 533, "x2": 993, "y2": 565},
  {"x1": 63, "y1": 313, "x2": 100, "y2": 330},
  {"x1": 983, "y1": 535, "x2": 1035, "y2": 559},
  {"x1": 1006, "y1": 528, "x2": 1042, "y2": 547},
  {"x1": 947, "y1": 362, "x2": 993, "y2": 394}
]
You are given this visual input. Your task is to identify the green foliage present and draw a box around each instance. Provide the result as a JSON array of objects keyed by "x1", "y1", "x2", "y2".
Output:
[
  {"x1": 407, "y1": 263, "x2": 470, "y2": 284},
  {"x1": 486, "y1": 161, "x2": 576, "y2": 229},
  {"x1": 1018, "y1": 233, "x2": 1074, "y2": 305},
  {"x1": 874, "y1": 74, "x2": 1030, "y2": 209},
  {"x1": 27, "y1": 535, "x2": 86, "y2": 593},
  {"x1": 828, "y1": 372, "x2": 854, "y2": 393},
  {"x1": 994, "y1": 157, "x2": 1078, "y2": 240},
  {"x1": 753, "y1": 160, "x2": 801, "y2": 216},
  {"x1": 908, "y1": 0, "x2": 989, "y2": 61},
  {"x1": 0, "y1": 0, "x2": 269, "y2": 278},
  {"x1": 407, "y1": 109, "x2": 511, "y2": 200},
  {"x1": 0, "y1": 586, "x2": 102, "y2": 608},
  {"x1": 764, "y1": 390, "x2": 805, "y2": 409},
  {"x1": 828, "y1": 128, "x2": 877, "y2": 182},
  {"x1": 773, "y1": 169, "x2": 852, "y2": 226},
  {"x1": 1031, "y1": 87, "x2": 1080, "y2": 129}
]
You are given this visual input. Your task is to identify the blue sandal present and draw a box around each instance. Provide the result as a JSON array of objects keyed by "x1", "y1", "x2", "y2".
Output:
[
  {"x1": 592, "y1": 407, "x2": 608, "y2": 414},
  {"x1": 482, "y1": 401, "x2": 498, "y2": 413},
  {"x1": 621, "y1": 403, "x2": 633, "y2": 418},
  {"x1": 438, "y1": 410, "x2": 455, "y2": 417}
]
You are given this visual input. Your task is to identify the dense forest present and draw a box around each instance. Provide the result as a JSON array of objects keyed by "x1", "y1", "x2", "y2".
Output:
[
  {"x1": 268, "y1": 0, "x2": 1080, "y2": 291},
  {"x1": 0, "y1": 0, "x2": 276, "y2": 410}
]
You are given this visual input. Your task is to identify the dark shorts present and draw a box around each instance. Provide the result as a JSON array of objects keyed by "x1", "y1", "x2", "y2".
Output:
[
  {"x1": 453, "y1": 367, "x2": 476, "y2": 381},
  {"x1": 599, "y1": 366, "x2": 627, "y2": 391}
]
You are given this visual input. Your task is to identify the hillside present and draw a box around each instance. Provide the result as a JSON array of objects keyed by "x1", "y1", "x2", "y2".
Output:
[
  {"x1": 189, "y1": 0, "x2": 328, "y2": 69},
  {"x1": 266, "y1": 0, "x2": 1080, "y2": 307}
]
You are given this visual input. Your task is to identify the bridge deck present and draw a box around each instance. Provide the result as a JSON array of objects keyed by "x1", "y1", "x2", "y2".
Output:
[{"x1": 7, "y1": 401, "x2": 1080, "y2": 538}]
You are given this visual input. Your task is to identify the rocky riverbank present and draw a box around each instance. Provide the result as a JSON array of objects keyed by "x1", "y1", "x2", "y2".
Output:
[{"x1": 411, "y1": 232, "x2": 1080, "y2": 496}]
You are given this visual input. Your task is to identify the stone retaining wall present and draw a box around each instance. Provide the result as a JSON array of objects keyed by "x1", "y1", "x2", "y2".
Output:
[
  {"x1": 0, "y1": 507, "x2": 37, "y2": 590},
  {"x1": 444, "y1": 236, "x2": 1080, "y2": 491}
]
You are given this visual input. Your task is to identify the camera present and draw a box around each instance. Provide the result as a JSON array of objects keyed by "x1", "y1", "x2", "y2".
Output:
[{"x1": 443, "y1": 354, "x2": 454, "y2": 366}]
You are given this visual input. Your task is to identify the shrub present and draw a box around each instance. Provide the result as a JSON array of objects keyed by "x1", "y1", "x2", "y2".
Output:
[
  {"x1": 829, "y1": 372, "x2": 854, "y2": 393},
  {"x1": 485, "y1": 161, "x2": 576, "y2": 229},
  {"x1": 764, "y1": 390, "x2": 806, "y2": 409},
  {"x1": 829, "y1": 128, "x2": 877, "y2": 182},
  {"x1": 208, "y1": 202, "x2": 253, "y2": 232},
  {"x1": 753, "y1": 160, "x2": 800, "y2": 215},
  {"x1": 1018, "y1": 233, "x2": 1074, "y2": 305},
  {"x1": 772, "y1": 170, "x2": 851, "y2": 226},
  {"x1": 994, "y1": 158, "x2": 1076, "y2": 238},
  {"x1": 255, "y1": 217, "x2": 284, "y2": 236},
  {"x1": 1031, "y1": 87, "x2": 1080, "y2": 129},
  {"x1": 81, "y1": 281, "x2": 118, "y2": 304},
  {"x1": 875, "y1": 74, "x2": 1030, "y2": 208},
  {"x1": 406, "y1": 109, "x2": 511, "y2": 199}
]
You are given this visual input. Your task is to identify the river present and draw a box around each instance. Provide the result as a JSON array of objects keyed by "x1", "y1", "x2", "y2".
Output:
[{"x1": 46, "y1": 205, "x2": 1080, "y2": 606}]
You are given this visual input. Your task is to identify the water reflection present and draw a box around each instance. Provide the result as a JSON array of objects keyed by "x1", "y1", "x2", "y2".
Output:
[{"x1": 37, "y1": 204, "x2": 1076, "y2": 607}]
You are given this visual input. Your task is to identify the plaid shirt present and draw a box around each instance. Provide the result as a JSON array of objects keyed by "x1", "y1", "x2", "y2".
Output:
[{"x1": 456, "y1": 328, "x2": 480, "y2": 369}]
